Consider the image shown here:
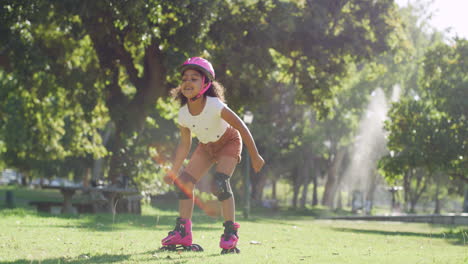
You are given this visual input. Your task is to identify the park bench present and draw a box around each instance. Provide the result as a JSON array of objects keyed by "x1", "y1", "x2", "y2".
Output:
[
  {"x1": 38, "y1": 185, "x2": 142, "y2": 214},
  {"x1": 29, "y1": 201, "x2": 93, "y2": 214}
]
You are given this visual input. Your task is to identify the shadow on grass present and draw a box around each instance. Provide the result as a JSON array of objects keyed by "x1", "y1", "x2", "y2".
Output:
[
  {"x1": 241, "y1": 206, "x2": 353, "y2": 225},
  {"x1": 331, "y1": 227, "x2": 468, "y2": 246},
  {"x1": 0, "y1": 253, "x2": 132, "y2": 264},
  {"x1": 2, "y1": 212, "x2": 219, "y2": 233},
  {"x1": 0, "y1": 204, "x2": 220, "y2": 233},
  {"x1": 152, "y1": 199, "x2": 349, "y2": 226},
  {"x1": 1, "y1": 249, "x2": 222, "y2": 264}
]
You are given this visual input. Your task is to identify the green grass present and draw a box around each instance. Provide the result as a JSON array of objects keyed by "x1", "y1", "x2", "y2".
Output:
[{"x1": 0, "y1": 187, "x2": 467, "y2": 264}]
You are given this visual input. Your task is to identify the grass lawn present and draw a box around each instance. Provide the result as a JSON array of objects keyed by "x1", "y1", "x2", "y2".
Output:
[{"x1": 0, "y1": 187, "x2": 467, "y2": 264}]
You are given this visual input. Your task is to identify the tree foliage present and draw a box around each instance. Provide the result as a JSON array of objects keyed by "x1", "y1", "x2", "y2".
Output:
[
  {"x1": 0, "y1": 0, "x2": 404, "y2": 195},
  {"x1": 0, "y1": 0, "x2": 218, "y2": 182},
  {"x1": 381, "y1": 39, "x2": 468, "y2": 186}
]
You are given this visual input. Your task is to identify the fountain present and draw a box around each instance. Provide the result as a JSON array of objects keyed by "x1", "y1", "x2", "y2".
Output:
[{"x1": 342, "y1": 86, "x2": 400, "y2": 214}]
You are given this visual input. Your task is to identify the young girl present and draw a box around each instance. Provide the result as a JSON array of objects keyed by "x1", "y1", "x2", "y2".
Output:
[{"x1": 160, "y1": 57, "x2": 264, "y2": 254}]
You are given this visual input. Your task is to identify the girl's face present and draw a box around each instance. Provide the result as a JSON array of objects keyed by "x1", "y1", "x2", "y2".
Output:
[{"x1": 181, "y1": 69, "x2": 203, "y2": 99}]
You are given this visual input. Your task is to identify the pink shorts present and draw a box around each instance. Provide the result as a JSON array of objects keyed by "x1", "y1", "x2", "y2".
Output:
[
  {"x1": 197, "y1": 126, "x2": 242, "y2": 163},
  {"x1": 184, "y1": 126, "x2": 242, "y2": 182}
]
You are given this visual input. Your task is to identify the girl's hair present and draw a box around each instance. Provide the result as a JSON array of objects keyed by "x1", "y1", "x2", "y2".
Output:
[{"x1": 171, "y1": 70, "x2": 225, "y2": 106}]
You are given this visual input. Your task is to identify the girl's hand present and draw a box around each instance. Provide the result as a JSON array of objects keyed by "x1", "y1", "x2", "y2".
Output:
[
  {"x1": 251, "y1": 154, "x2": 265, "y2": 173},
  {"x1": 163, "y1": 170, "x2": 177, "y2": 185}
]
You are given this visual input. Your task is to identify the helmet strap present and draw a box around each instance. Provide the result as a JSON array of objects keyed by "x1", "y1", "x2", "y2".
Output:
[{"x1": 190, "y1": 76, "x2": 212, "y2": 101}]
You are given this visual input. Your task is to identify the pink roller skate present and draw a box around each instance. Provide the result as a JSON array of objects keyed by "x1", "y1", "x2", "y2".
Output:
[
  {"x1": 160, "y1": 217, "x2": 203, "y2": 252},
  {"x1": 219, "y1": 221, "x2": 240, "y2": 254}
]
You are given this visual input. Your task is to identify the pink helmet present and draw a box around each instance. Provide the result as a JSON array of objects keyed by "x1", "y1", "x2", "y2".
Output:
[
  {"x1": 180, "y1": 57, "x2": 215, "y2": 80},
  {"x1": 180, "y1": 57, "x2": 215, "y2": 101}
]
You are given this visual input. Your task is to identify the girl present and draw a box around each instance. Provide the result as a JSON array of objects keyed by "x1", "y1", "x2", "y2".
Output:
[{"x1": 160, "y1": 57, "x2": 264, "y2": 254}]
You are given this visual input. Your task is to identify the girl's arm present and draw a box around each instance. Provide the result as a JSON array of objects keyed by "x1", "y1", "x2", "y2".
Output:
[
  {"x1": 164, "y1": 126, "x2": 192, "y2": 184},
  {"x1": 221, "y1": 107, "x2": 265, "y2": 173}
]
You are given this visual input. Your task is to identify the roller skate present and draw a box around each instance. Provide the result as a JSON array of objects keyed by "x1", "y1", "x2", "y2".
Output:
[
  {"x1": 160, "y1": 217, "x2": 203, "y2": 252},
  {"x1": 219, "y1": 221, "x2": 240, "y2": 254}
]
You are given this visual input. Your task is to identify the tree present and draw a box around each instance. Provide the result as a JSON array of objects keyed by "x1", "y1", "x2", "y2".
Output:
[
  {"x1": 204, "y1": 0, "x2": 403, "y2": 208},
  {"x1": 380, "y1": 39, "x2": 468, "y2": 212},
  {"x1": 1, "y1": 0, "x2": 407, "y2": 197},
  {"x1": 208, "y1": 0, "x2": 403, "y2": 115},
  {"x1": 380, "y1": 99, "x2": 440, "y2": 212},
  {"x1": 269, "y1": 0, "x2": 402, "y2": 208},
  {"x1": 420, "y1": 39, "x2": 468, "y2": 180},
  {"x1": 0, "y1": 0, "x2": 222, "y2": 183},
  {"x1": 0, "y1": 65, "x2": 107, "y2": 182}
]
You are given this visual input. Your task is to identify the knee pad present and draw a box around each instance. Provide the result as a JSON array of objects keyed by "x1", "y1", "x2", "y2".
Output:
[
  {"x1": 174, "y1": 171, "x2": 196, "y2": 200},
  {"x1": 212, "y1": 172, "x2": 233, "y2": 201}
]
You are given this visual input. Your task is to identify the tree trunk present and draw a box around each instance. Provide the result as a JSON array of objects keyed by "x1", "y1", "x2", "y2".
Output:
[
  {"x1": 292, "y1": 166, "x2": 300, "y2": 209},
  {"x1": 434, "y1": 182, "x2": 441, "y2": 214},
  {"x1": 92, "y1": 122, "x2": 114, "y2": 181},
  {"x1": 322, "y1": 166, "x2": 335, "y2": 207},
  {"x1": 322, "y1": 148, "x2": 346, "y2": 208},
  {"x1": 409, "y1": 169, "x2": 428, "y2": 214},
  {"x1": 300, "y1": 181, "x2": 310, "y2": 208},
  {"x1": 336, "y1": 189, "x2": 343, "y2": 209},
  {"x1": 300, "y1": 166, "x2": 311, "y2": 208},
  {"x1": 364, "y1": 170, "x2": 379, "y2": 215},
  {"x1": 464, "y1": 185, "x2": 468, "y2": 213},
  {"x1": 108, "y1": 127, "x2": 126, "y2": 184},
  {"x1": 20, "y1": 171, "x2": 29, "y2": 186},
  {"x1": 409, "y1": 199, "x2": 416, "y2": 213},
  {"x1": 81, "y1": 8, "x2": 166, "y2": 184},
  {"x1": 312, "y1": 163, "x2": 319, "y2": 206},
  {"x1": 83, "y1": 168, "x2": 91, "y2": 188},
  {"x1": 272, "y1": 178, "x2": 277, "y2": 200},
  {"x1": 333, "y1": 151, "x2": 349, "y2": 210},
  {"x1": 463, "y1": 183, "x2": 468, "y2": 213},
  {"x1": 403, "y1": 171, "x2": 410, "y2": 212}
]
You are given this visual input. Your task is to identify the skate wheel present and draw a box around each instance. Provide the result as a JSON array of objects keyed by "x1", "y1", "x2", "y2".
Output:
[
  {"x1": 221, "y1": 247, "x2": 240, "y2": 254},
  {"x1": 160, "y1": 244, "x2": 204, "y2": 252},
  {"x1": 189, "y1": 244, "x2": 204, "y2": 252},
  {"x1": 160, "y1": 245, "x2": 177, "y2": 251}
]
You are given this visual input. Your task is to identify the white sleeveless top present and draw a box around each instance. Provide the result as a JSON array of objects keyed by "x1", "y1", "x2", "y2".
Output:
[{"x1": 178, "y1": 96, "x2": 229, "y2": 144}]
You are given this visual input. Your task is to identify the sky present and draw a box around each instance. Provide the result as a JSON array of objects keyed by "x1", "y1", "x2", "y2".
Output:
[{"x1": 395, "y1": 0, "x2": 468, "y2": 39}]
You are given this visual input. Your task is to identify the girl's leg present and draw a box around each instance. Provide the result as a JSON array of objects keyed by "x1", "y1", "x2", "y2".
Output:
[
  {"x1": 161, "y1": 147, "x2": 213, "y2": 250},
  {"x1": 215, "y1": 156, "x2": 238, "y2": 222},
  {"x1": 180, "y1": 147, "x2": 214, "y2": 219},
  {"x1": 178, "y1": 186, "x2": 195, "y2": 219},
  {"x1": 221, "y1": 197, "x2": 236, "y2": 222},
  {"x1": 216, "y1": 156, "x2": 241, "y2": 254}
]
